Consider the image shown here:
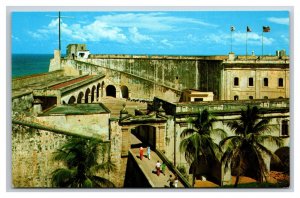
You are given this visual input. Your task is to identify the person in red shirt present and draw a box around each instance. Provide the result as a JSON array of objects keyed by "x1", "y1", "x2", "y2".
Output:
[
  {"x1": 155, "y1": 161, "x2": 161, "y2": 176},
  {"x1": 139, "y1": 146, "x2": 144, "y2": 160}
]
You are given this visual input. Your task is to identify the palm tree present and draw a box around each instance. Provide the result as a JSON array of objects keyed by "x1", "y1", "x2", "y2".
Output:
[
  {"x1": 179, "y1": 109, "x2": 226, "y2": 185},
  {"x1": 51, "y1": 137, "x2": 116, "y2": 188},
  {"x1": 220, "y1": 105, "x2": 283, "y2": 187}
]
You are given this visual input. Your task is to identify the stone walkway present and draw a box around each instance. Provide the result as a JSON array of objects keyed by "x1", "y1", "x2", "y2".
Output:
[
  {"x1": 130, "y1": 134, "x2": 184, "y2": 188},
  {"x1": 101, "y1": 97, "x2": 147, "y2": 118}
]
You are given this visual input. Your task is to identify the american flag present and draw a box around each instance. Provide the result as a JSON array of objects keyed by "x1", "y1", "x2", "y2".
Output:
[
  {"x1": 263, "y1": 26, "x2": 270, "y2": 32},
  {"x1": 247, "y1": 26, "x2": 252, "y2": 32}
]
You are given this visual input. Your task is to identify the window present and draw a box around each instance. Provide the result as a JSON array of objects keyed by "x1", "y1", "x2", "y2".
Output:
[
  {"x1": 194, "y1": 98, "x2": 203, "y2": 102},
  {"x1": 281, "y1": 120, "x2": 289, "y2": 136},
  {"x1": 278, "y1": 78, "x2": 284, "y2": 87},
  {"x1": 234, "y1": 95, "x2": 239, "y2": 100},
  {"x1": 234, "y1": 77, "x2": 239, "y2": 86},
  {"x1": 249, "y1": 77, "x2": 254, "y2": 86},
  {"x1": 249, "y1": 96, "x2": 253, "y2": 100},
  {"x1": 263, "y1": 96, "x2": 268, "y2": 99},
  {"x1": 264, "y1": 78, "x2": 269, "y2": 86}
]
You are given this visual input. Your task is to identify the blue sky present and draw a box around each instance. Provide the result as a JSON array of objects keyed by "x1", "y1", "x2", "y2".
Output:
[{"x1": 11, "y1": 11, "x2": 290, "y2": 55}]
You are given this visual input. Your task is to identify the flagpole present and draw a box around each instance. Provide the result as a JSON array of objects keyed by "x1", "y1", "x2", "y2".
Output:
[
  {"x1": 246, "y1": 31, "x2": 248, "y2": 60},
  {"x1": 231, "y1": 29, "x2": 233, "y2": 53},
  {"x1": 59, "y1": 11, "x2": 61, "y2": 51},
  {"x1": 262, "y1": 30, "x2": 264, "y2": 58}
]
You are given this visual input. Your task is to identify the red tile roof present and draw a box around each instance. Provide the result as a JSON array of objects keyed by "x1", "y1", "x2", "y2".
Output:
[{"x1": 50, "y1": 75, "x2": 93, "y2": 90}]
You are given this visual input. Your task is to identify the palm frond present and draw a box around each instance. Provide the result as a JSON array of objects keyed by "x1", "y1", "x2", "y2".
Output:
[
  {"x1": 82, "y1": 178, "x2": 93, "y2": 188},
  {"x1": 219, "y1": 136, "x2": 241, "y2": 150},
  {"x1": 255, "y1": 135, "x2": 283, "y2": 147},
  {"x1": 51, "y1": 168, "x2": 76, "y2": 187},
  {"x1": 253, "y1": 119, "x2": 272, "y2": 134},
  {"x1": 92, "y1": 160, "x2": 116, "y2": 174},
  {"x1": 91, "y1": 175, "x2": 115, "y2": 188},
  {"x1": 211, "y1": 128, "x2": 228, "y2": 140},
  {"x1": 252, "y1": 146, "x2": 269, "y2": 182},
  {"x1": 180, "y1": 128, "x2": 196, "y2": 138}
]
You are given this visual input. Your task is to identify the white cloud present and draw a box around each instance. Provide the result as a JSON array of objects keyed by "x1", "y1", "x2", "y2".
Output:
[
  {"x1": 160, "y1": 39, "x2": 173, "y2": 48},
  {"x1": 94, "y1": 12, "x2": 217, "y2": 31},
  {"x1": 28, "y1": 13, "x2": 216, "y2": 44},
  {"x1": 12, "y1": 35, "x2": 20, "y2": 41},
  {"x1": 29, "y1": 18, "x2": 127, "y2": 43},
  {"x1": 205, "y1": 31, "x2": 274, "y2": 45},
  {"x1": 128, "y1": 27, "x2": 154, "y2": 43},
  {"x1": 27, "y1": 31, "x2": 43, "y2": 39},
  {"x1": 267, "y1": 17, "x2": 289, "y2": 25},
  {"x1": 187, "y1": 34, "x2": 200, "y2": 42},
  {"x1": 280, "y1": 35, "x2": 289, "y2": 43}
]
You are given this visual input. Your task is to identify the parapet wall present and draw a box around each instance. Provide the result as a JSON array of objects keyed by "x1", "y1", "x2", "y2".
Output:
[
  {"x1": 12, "y1": 70, "x2": 65, "y2": 90},
  {"x1": 154, "y1": 97, "x2": 289, "y2": 116},
  {"x1": 12, "y1": 120, "x2": 124, "y2": 187},
  {"x1": 12, "y1": 125, "x2": 68, "y2": 187}
]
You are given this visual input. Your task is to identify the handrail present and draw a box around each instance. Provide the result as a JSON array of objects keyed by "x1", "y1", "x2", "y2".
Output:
[{"x1": 155, "y1": 149, "x2": 191, "y2": 188}]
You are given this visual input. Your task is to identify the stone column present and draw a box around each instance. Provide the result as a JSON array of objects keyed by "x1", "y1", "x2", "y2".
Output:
[
  {"x1": 116, "y1": 90, "x2": 120, "y2": 99},
  {"x1": 57, "y1": 94, "x2": 62, "y2": 106},
  {"x1": 156, "y1": 125, "x2": 165, "y2": 152},
  {"x1": 121, "y1": 127, "x2": 130, "y2": 157},
  {"x1": 49, "y1": 50, "x2": 61, "y2": 72},
  {"x1": 93, "y1": 91, "x2": 97, "y2": 103},
  {"x1": 88, "y1": 93, "x2": 92, "y2": 103},
  {"x1": 81, "y1": 97, "x2": 85, "y2": 104}
]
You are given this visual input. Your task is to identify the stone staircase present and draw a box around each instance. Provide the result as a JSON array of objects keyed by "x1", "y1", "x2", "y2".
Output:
[{"x1": 100, "y1": 97, "x2": 148, "y2": 118}]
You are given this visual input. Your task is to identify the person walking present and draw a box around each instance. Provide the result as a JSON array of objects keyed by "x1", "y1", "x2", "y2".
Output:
[
  {"x1": 147, "y1": 146, "x2": 151, "y2": 160},
  {"x1": 174, "y1": 175, "x2": 179, "y2": 188},
  {"x1": 155, "y1": 161, "x2": 161, "y2": 176},
  {"x1": 139, "y1": 146, "x2": 144, "y2": 160},
  {"x1": 167, "y1": 175, "x2": 175, "y2": 188},
  {"x1": 161, "y1": 162, "x2": 166, "y2": 175}
]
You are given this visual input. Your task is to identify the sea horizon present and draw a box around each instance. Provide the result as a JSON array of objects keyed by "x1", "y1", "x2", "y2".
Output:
[{"x1": 11, "y1": 54, "x2": 55, "y2": 78}]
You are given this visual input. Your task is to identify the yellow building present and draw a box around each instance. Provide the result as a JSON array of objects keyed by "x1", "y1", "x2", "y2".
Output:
[{"x1": 220, "y1": 57, "x2": 289, "y2": 100}]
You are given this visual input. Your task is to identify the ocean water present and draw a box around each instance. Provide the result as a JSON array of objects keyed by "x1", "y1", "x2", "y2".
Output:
[{"x1": 12, "y1": 54, "x2": 53, "y2": 78}]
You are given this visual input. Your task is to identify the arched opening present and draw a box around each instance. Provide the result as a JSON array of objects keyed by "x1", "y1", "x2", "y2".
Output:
[
  {"x1": 121, "y1": 85, "x2": 129, "y2": 98},
  {"x1": 77, "y1": 92, "x2": 84, "y2": 104},
  {"x1": 106, "y1": 85, "x2": 116, "y2": 98},
  {"x1": 91, "y1": 86, "x2": 96, "y2": 102},
  {"x1": 270, "y1": 147, "x2": 289, "y2": 174},
  {"x1": 230, "y1": 148, "x2": 263, "y2": 182},
  {"x1": 189, "y1": 156, "x2": 221, "y2": 186},
  {"x1": 68, "y1": 96, "x2": 76, "y2": 104},
  {"x1": 96, "y1": 83, "x2": 101, "y2": 99},
  {"x1": 85, "y1": 88, "x2": 91, "y2": 103},
  {"x1": 62, "y1": 101, "x2": 67, "y2": 105},
  {"x1": 131, "y1": 125, "x2": 156, "y2": 150}
]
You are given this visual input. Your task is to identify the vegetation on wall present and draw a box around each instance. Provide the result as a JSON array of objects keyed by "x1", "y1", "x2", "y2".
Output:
[
  {"x1": 220, "y1": 105, "x2": 283, "y2": 187},
  {"x1": 179, "y1": 109, "x2": 227, "y2": 185},
  {"x1": 51, "y1": 137, "x2": 116, "y2": 188}
]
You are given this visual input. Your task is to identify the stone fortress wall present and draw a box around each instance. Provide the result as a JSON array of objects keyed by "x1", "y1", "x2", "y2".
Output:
[{"x1": 11, "y1": 45, "x2": 290, "y2": 187}]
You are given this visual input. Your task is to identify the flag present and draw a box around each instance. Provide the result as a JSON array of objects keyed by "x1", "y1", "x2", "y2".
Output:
[
  {"x1": 230, "y1": 26, "x2": 235, "y2": 32},
  {"x1": 247, "y1": 26, "x2": 252, "y2": 32},
  {"x1": 263, "y1": 26, "x2": 270, "y2": 32}
]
